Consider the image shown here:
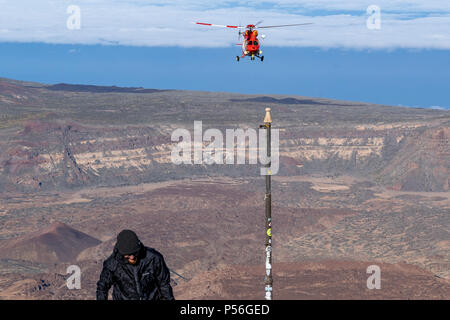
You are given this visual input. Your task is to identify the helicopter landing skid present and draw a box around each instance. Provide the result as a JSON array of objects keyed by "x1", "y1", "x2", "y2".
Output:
[{"x1": 236, "y1": 54, "x2": 264, "y2": 62}]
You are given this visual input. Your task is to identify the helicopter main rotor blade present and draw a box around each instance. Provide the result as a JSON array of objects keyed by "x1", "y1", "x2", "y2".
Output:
[
  {"x1": 258, "y1": 23, "x2": 313, "y2": 29},
  {"x1": 255, "y1": 20, "x2": 264, "y2": 26},
  {"x1": 195, "y1": 22, "x2": 245, "y2": 29}
]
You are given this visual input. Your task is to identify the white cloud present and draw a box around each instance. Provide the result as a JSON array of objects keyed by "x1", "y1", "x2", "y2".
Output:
[
  {"x1": 430, "y1": 106, "x2": 448, "y2": 110},
  {"x1": 0, "y1": 1, "x2": 449, "y2": 49}
]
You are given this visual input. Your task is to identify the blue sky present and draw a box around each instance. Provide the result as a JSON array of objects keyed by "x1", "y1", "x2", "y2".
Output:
[{"x1": 0, "y1": 1, "x2": 449, "y2": 109}]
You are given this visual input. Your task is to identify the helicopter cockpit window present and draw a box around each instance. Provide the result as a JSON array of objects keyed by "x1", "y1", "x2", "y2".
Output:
[{"x1": 247, "y1": 41, "x2": 252, "y2": 45}]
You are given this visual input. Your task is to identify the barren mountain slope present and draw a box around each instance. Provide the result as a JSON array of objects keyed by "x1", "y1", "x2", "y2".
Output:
[{"x1": 0, "y1": 78, "x2": 448, "y2": 299}]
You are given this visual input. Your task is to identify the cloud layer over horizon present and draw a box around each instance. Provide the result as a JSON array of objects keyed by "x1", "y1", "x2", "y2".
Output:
[{"x1": 0, "y1": 0, "x2": 449, "y2": 49}]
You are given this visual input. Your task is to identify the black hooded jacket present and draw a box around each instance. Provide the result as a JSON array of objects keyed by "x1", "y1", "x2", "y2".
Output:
[{"x1": 96, "y1": 243, "x2": 174, "y2": 300}]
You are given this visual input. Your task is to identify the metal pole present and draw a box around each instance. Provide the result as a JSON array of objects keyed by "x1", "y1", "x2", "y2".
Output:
[{"x1": 262, "y1": 108, "x2": 272, "y2": 300}]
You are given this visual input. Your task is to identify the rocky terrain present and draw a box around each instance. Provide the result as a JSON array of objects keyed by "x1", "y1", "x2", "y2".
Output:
[
  {"x1": 0, "y1": 77, "x2": 448, "y2": 299},
  {"x1": 0, "y1": 222, "x2": 100, "y2": 263}
]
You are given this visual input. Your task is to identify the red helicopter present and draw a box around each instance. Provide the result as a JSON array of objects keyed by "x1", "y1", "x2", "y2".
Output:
[{"x1": 195, "y1": 21, "x2": 313, "y2": 61}]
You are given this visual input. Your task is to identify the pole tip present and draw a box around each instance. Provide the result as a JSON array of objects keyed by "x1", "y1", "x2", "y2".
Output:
[{"x1": 264, "y1": 108, "x2": 272, "y2": 124}]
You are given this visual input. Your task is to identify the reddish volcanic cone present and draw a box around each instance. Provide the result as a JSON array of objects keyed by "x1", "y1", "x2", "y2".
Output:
[{"x1": 0, "y1": 222, "x2": 101, "y2": 263}]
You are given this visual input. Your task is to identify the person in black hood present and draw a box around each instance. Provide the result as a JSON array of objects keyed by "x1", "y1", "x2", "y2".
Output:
[{"x1": 96, "y1": 229, "x2": 174, "y2": 300}]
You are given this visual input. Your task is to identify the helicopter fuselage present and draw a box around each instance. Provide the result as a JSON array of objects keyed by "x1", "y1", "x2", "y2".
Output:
[{"x1": 239, "y1": 26, "x2": 262, "y2": 60}]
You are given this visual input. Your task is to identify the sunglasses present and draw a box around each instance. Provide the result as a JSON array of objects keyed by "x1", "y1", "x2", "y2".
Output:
[{"x1": 124, "y1": 252, "x2": 139, "y2": 258}]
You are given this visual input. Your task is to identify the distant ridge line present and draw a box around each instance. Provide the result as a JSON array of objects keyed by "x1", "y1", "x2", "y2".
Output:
[
  {"x1": 231, "y1": 96, "x2": 343, "y2": 106},
  {"x1": 39, "y1": 83, "x2": 170, "y2": 94}
]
